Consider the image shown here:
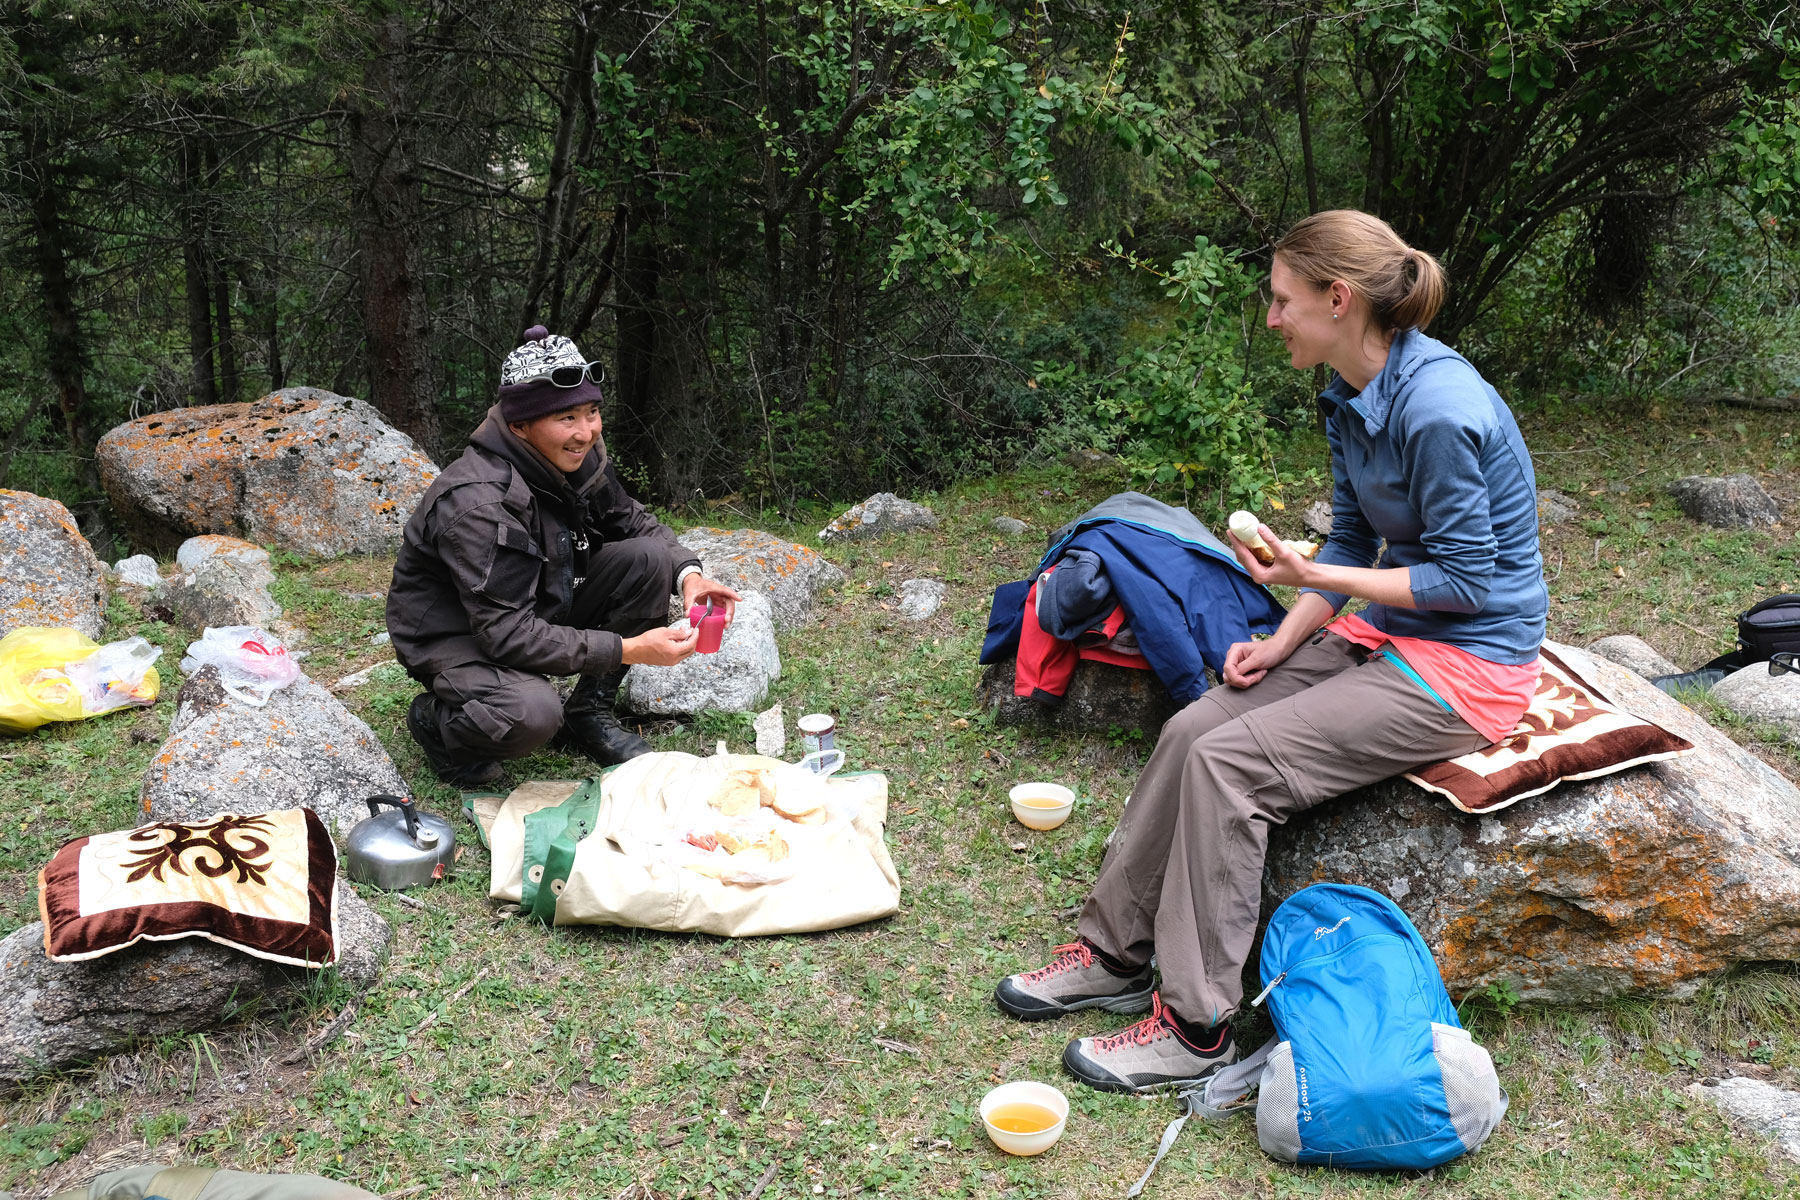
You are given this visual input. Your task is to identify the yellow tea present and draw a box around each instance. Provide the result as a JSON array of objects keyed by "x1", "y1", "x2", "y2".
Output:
[
  {"x1": 1016, "y1": 795, "x2": 1068, "y2": 809},
  {"x1": 987, "y1": 1102, "x2": 1059, "y2": 1134}
]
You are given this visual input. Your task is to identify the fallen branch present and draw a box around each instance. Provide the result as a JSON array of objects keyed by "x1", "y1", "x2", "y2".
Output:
[
  {"x1": 744, "y1": 1161, "x2": 779, "y2": 1200},
  {"x1": 409, "y1": 966, "x2": 491, "y2": 1037},
  {"x1": 279, "y1": 994, "x2": 364, "y2": 1064}
]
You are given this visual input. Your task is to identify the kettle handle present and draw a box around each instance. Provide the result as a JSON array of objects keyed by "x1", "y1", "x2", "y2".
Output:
[{"x1": 366, "y1": 794, "x2": 420, "y2": 840}]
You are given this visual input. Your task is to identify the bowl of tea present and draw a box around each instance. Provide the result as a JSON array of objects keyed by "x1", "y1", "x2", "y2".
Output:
[
  {"x1": 979, "y1": 1080, "x2": 1070, "y2": 1156},
  {"x1": 1009, "y1": 782, "x2": 1075, "y2": 831}
]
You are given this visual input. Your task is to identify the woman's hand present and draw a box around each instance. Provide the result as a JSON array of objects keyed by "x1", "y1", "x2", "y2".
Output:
[
  {"x1": 1228, "y1": 522, "x2": 1314, "y2": 589},
  {"x1": 621, "y1": 625, "x2": 700, "y2": 666},
  {"x1": 1223, "y1": 638, "x2": 1293, "y2": 688}
]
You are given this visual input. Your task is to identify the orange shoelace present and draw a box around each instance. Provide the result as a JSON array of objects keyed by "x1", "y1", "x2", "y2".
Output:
[
  {"x1": 1093, "y1": 991, "x2": 1175, "y2": 1052},
  {"x1": 1020, "y1": 942, "x2": 1093, "y2": 983}
]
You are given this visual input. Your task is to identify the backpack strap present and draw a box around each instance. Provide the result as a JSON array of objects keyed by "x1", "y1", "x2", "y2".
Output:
[
  {"x1": 1125, "y1": 1038, "x2": 1277, "y2": 1198},
  {"x1": 145, "y1": 1167, "x2": 218, "y2": 1200}
]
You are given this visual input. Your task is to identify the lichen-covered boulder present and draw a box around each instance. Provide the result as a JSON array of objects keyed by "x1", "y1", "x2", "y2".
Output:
[
  {"x1": 0, "y1": 489, "x2": 106, "y2": 639},
  {"x1": 1264, "y1": 641, "x2": 1800, "y2": 1004},
  {"x1": 623, "y1": 592, "x2": 781, "y2": 715},
  {"x1": 0, "y1": 881, "x2": 389, "y2": 1093},
  {"x1": 147, "y1": 535, "x2": 282, "y2": 632},
  {"x1": 674, "y1": 527, "x2": 845, "y2": 630},
  {"x1": 977, "y1": 658, "x2": 1179, "y2": 740},
  {"x1": 818, "y1": 493, "x2": 938, "y2": 542},
  {"x1": 1666, "y1": 473, "x2": 1780, "y2": 529},
  {"x1": 97, "y1": 387, "x2": 439, "y2": 558},
  {"x1": 140, "y1": 664, "x2": 406, "y2": 839}
]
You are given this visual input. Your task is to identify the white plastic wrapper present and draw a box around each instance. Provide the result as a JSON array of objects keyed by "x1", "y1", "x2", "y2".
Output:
[
  {"x1": 60, "y1": 637, "x2": 163, "y2": 714},
  {"x1": 179, "y1": 626, "x2": 302, "y2": 707}
]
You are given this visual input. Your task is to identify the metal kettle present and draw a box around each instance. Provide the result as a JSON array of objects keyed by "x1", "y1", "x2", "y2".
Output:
[{"x1": 346, "y1": 795, "x2": 456, "y2": 890}]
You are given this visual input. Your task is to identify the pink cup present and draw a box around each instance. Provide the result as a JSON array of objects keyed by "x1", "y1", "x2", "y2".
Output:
[{"x1": 688, "y1": 602, "x2": 726, "y2": 654}]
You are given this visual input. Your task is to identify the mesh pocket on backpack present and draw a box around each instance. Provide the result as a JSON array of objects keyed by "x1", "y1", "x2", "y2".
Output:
[
  {"x1": 1431, "y1": 1022, "x2": 1507, "y2": 1153},
  {"x1": 1255, "y1": 1040, "x2": 1303, "y2": 1162}
]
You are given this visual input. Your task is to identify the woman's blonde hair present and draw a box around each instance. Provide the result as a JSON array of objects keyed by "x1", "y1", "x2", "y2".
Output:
[{"x1": 1273, "y1": 210, "x2": 1447, "y2": 333}]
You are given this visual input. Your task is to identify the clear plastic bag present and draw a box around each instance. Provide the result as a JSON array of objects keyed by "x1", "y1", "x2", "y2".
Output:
[
  {"x1": 179, "y1": 626, "x2": 301, "y2": 707},
  {"x1": 0, "y1": 627, "x2": 162, "y2": 735}
]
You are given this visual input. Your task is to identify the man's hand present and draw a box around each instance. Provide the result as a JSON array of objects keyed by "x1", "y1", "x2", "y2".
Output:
[
  {"x1": 621, "y1": 625, "x2": 700, "y2": 666},
  {"x1": 1228, "y1": 522, "x2": 1313, "y2": 589},
  {"x1": 1223, "y1": 638, "x2": 1292, "y2": 688},
  {"x1": 681, "y1": 573, "x2": 742, "y2": 625}
]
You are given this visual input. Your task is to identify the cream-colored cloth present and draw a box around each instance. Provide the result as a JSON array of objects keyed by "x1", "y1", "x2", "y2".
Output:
[{"x1": 483, "y1": 752, "x2": 898, "y2": 936}]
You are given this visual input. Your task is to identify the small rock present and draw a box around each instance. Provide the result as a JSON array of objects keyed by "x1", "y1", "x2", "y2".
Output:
[
  {"x1": 897, "y1": 579, "x2": 946, "y2": 622},
  {"x1": 818, "y1": 493, "x2": 939, "y2": 543},
  {"x1": 1302, "y1": 501, "x2": 1334, "y2": 539},
  {"x1": 754, "y1": 702, "x2": 786, "y2": 757},
  {"x1": 671, "y1": 527, "x2": 845, "y2": 630},
  {"x1": 1689, "y1": 1077, "x2": 1800, "y2": 1163},
  {"x1": 369, "y1": 631, "x2": 390, "y2": 646},
  {"x1": 1063, "y1": 448, "x2": 1120, "y2": 471},
  {"x1": 176, "y1": 534, "x2": 270, "y2": 573},
  {"x1": 1709, "y1": 667, "x2": 1800, "y2": 741},
  {"x1": 0, "y1": 489, "x2": 107, "y2": 639},
  {"x1": 330, "y1": 660, "x2": 396, "y2": 692},
  {"x1": 1537, "y1": 489, "x2": 1579, "y2": 525},
  {"x1": 978, "y1": 658, "x2": 1177, "y2": 741},
  {"x1": 0, "y1": 881, "x2": 390, "y2": 1094},
  {"x1": 112, "y1": 554, "x2": 162, "y2": 588},
  {"x1": 623, "y1": 592, "x2": 781, "y2": 715},
  {"x1": 139, "y1": 664, "x2": 408, "y2": 838},
  {"x1": 97, "y1": 386, "x2": 440, "y2": 558},
  {"x1": 991, "y1": 517, "x2": 1028, "y2": 536},
  {"x1": 1666, "y1": 474, "x2": 1781, "y2": 529},
  {"x1": 149, "y1": 553, "x2": 281, "y2": 632},
  {"x1": 1586, "y1": 634, "x2": 1680, "y2": 680}
]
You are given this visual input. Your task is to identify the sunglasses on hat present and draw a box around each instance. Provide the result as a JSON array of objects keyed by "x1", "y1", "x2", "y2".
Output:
[{"x1": 512, "y1": 360, "x2": 607, "y2": 389}]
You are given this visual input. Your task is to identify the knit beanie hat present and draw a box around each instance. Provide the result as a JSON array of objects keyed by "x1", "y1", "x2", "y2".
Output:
[{"x1": 497, "y1": 325, "x2": 605, "y2": 423}]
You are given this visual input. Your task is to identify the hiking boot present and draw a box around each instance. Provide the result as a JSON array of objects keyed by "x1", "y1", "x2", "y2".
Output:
[
  {"x1": 1061, "y1": 992, "x2": 1236, "y2": 1094},
  {"x1": 556, "y1": 669, "x2": 650, "y2": 766},
  {"x1": 407, "y1": 693, "x2": 505, "y2": 788},
  {"x1": 994, "y1": 940, "x2": 1155, "y2": 1021}
]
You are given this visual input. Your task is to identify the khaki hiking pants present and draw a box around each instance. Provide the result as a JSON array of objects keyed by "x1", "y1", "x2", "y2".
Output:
[{"x1": 1078, "y1": 630, "x2": 1491, "y2": 1027}]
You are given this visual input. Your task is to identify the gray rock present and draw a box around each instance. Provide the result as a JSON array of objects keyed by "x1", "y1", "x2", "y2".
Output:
[
  {"x1": 754, "y1": 702, "x2": 786, "y2": 757},
  {"x1": 1302, "y1": 501, "x2": 1334, "y2": 539},
  {"x1": 1063, "y1": 448, "x2": 1121, "y2": 472},
  {"x1": 818, "y1": 493, "x2": 939, "y2": 542},
  {"x1": 991, "y1": 516, "x2": 1028, "y2": 536},
  {"x1": 1666, "y1": 474, "x2": 1781, "y2": 529},
  {"x1": 1709, "y1": 666, "x2": 1800, "y2": 739},
  {"x1": 1537, "y1": 489, "x2": 1580, "y2": 526},
  {"x1": 330, "y1": 659, "x2": 399, "y2": 692},
  {"x1": 1689, "y1": 1077, "x2": 1800, "y2": 1163},
  {"x1": 1586, "y1": 634, "x2": 1680, "y2": 679},
  {"x1": 897, "y1": 578, "x2": 946, "y2": 621},
  {"x1": 369, "y1": 631, "x2": 390, "y2": 646},
  {"x1": 96, "y1": 387, "x2": 440, "y2": 558},
  {"x1": 0, "y1": 489, "x2": 107, "y2": 639},
  {"x1": 175, "y1": 534, "x2": 270, "y2": 573},
  {"x1": 0, "y1": 881, "x2": 389, "y2": 1093},
  {"x1": 1264, "y1": 641, "x2": 1800, "y2": 1004},
  {"x1": 149, "y1": 553, "x2": 281, "y2": 632},
  {"x1": 977, "y1": 658, "x2": 1179, "y2": 741},
  {"x1": 672, "y1": 527, "x2": 845, "y2": 629},
  {"x1": 140, "y1": 665, "x2": 407, "y2": 839},
  {"x1": 111, "y1": 554, "x2": 162, "y2": 589},
  {"x1": 623, "y1": 592, "x2": 781, "y2": 715}
]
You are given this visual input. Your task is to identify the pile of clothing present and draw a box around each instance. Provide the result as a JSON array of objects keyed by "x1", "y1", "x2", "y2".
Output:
[{"x1": 982, "y1": 493, "x2": 1287, "y2": 706}]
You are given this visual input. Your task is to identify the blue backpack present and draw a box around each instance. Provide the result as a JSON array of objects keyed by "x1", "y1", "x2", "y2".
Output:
[{"x1": 1129, "y1": 884, "x2": 1506, "y2": 1191}]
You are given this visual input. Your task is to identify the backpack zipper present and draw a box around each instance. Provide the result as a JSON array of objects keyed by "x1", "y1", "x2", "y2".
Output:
[{"x1": 1250, "y1": 972, "x2": 1286, "y2": 1007}]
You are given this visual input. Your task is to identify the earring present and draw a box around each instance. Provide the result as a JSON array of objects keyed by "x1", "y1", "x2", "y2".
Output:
[{"x1": 1332, "y1": 313, "x2": 1339, "y2": 320}]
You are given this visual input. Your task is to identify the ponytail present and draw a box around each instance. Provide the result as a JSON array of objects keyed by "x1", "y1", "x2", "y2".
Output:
[{"x1": 1274, "y1": 212, "x2": 1448, "y2": 333}]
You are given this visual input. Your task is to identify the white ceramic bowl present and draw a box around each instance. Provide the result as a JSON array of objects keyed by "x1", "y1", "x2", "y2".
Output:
[
  {"x1": 1009, "y1": 782, "x2": 1075, "y2": 831},
  {"x1": 980, "y1": 1079, "x2": 1071, "y2": 1156}
]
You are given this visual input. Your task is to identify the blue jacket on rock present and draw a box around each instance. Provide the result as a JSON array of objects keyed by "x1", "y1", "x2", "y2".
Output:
[{"x1": 1302, "y1": 328, "x2": 1547, "y2": 664}]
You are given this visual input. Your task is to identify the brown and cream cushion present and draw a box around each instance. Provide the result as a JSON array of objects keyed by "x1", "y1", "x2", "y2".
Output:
[
  {"x1": 1403, "y1": 649, "x2": 1695, "y2": 814},
  {"x1": 38, "y1": 807, "x2": 339, "y2": 967}
]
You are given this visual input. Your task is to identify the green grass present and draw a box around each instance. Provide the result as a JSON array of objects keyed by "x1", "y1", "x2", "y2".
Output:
[{"x1": 4, "y1": 399, "x2": 1800, "y2": 1196}]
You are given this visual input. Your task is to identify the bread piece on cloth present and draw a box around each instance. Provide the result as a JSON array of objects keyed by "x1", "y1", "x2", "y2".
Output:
[
  {"x1": 1403, "y1": 648, "x2": 1695, "y2": 814},
  {"x1": 38, "y1": 807, "x2": 339, "y2": 967}
]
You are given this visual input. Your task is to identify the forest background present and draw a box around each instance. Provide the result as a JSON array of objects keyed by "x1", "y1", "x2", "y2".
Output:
[{"x1": 3, "y1": 0, "x2": 1799, "y2": 555}]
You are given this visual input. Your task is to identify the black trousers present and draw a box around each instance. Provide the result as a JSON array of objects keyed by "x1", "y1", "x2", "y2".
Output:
[{"x1": 428, "y1": 537, "x2": 675, "y2": 761}]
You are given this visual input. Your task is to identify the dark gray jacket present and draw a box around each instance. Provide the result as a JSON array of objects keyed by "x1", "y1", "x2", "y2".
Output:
[{"x1": 386, "y1": 408, "x2": 697, "y2": 679}]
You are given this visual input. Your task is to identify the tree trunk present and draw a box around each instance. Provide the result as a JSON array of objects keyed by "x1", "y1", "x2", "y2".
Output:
[
  {"x1": 181, "y1": 137, "x2": 218, "y2": 407},
  {"x1": 346, "y1": 10, "x2": 442, "y2": 458},
  {"x1": 520, "y1": 12, "x2": 598, "y2": 334},
  {"x1": 611, "y1": 200, "x2": 663, "y2": 499}
]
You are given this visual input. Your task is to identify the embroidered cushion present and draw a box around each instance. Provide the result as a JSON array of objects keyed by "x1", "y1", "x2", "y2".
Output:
[
  {"x1": 1403, "y1": 649, "x2": 1695, "y2": 814},
  {"x1": 38, "y1": 808, "x2": 339, "y2": 967}
]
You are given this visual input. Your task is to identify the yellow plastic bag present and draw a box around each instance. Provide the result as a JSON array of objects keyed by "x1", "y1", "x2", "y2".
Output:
[{"x1": 0, "y1": 627, "x2": 161, "y2": 735}]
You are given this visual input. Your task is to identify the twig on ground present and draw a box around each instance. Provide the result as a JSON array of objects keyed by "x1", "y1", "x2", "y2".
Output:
[
  {"x1": 873, "y1": 1036, "x2": 920, "y2": 1056},
  {"x1": 409, "y1": 966, "x2": 491, "y2": 1036},
  {"x1": 279, "y1": 994, "x2": 364, "y2": 1064},
  {"x1": 658, "y1": 1114, "x2": 704, "y2": 1147},
  {"x1": 744, "y1": 1161, "x2": 779, "y2": 1200},
  {"x1": 1664, "y1": 615, "x2": 1727, "y2": 646},
  {"x1": 385, "y1": 1187, "x2": 429, "y2": 1199},
  {"x1": 390, "y1": 890, "x2": 428, "y2": 911}
]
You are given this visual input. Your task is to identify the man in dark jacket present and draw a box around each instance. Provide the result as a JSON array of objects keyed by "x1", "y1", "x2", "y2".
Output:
[{"x1": 387, "y1": 325, "x2": 739, "y2": 785}]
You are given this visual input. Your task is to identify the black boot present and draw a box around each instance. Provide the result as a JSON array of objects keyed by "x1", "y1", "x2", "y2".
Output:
[
  {"x1": 557, "y1": 670, "x2": 651, "y2": 766},
  {"x1": 407, "y1": 693, "x2": 505, "y2": 787}
]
